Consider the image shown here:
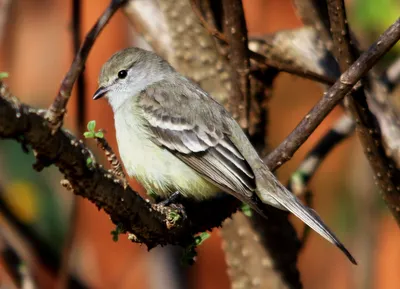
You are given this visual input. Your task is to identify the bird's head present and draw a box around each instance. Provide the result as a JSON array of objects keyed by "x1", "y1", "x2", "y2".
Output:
[{"x1": 93, "y1": 47, "x2": 172, "y2": 111}]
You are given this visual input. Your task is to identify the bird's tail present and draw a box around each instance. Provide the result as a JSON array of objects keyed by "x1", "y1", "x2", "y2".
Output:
[{"x1": 257, "y1": 180, "x2": 357, "y2": 265}]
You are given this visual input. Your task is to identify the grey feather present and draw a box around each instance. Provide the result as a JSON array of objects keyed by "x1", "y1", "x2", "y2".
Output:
[
  {"x1": 137, "y1": 80, "x2": 256, "y2": 199},
  {"x1": 102, "y1": 47, "x2": 356, "y2": 264}
]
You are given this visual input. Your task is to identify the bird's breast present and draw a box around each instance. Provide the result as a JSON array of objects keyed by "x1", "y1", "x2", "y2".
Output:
[{"x1": 113, "y1": 105, "x2": 219, "y2": 200}]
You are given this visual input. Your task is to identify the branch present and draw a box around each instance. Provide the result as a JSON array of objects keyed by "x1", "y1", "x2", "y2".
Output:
[
  {"x1": 222, "y1": 0, "x2": 250, "y2": 129},
  {"x1": 45, "y1": 0, "x2": 128, "y2": 133},
  {"x1": 265, "y1": 18, "x2": 400, "y2": 171},
  {"x1": 289, "y1": 113, "x2": 355, "y2": 196},
  {"x1": 221, "y1": 212, "x2": 301, "y2": 289},
  {"x1": 291, "y1": 0, "x2": 333, "y2": 51},
  {"x1": 72, "y1": 0, "x2": 86, "y2": 135},
  {"x1": 0, "y1": 82, "x2": 241, "y2": 249},
  {"x1": 327, "y1": 2, "x2": 400, "y2": 223},
  {"x1": 123, "y1": 0, "x2": 232, "y2": 105},
  {"x1": 248, "y1": 27, "x2": 340, "y2": 82},
  {"x1": 190, "y1": 0, "x2": 336, "y2": 86}
]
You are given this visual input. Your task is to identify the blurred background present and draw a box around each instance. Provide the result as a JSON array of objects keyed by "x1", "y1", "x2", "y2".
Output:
[{"x1": 0, "y1": 0, "x2": 399, "y2": 288}]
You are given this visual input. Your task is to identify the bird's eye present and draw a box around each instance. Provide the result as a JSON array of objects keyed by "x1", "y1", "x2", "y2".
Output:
[{"x1": 118, "y1": 70, "x2": 127, "y2": 79}]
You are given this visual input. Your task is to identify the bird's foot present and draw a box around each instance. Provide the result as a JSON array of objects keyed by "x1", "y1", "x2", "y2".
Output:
[{"x1": 158, "y1": 191, "x2": 182, "y2": 206}]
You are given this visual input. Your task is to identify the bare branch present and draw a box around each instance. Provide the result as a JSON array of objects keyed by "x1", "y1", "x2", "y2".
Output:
[
  {"x1": 327, "y1": 1, "x2": 400, "y2": 223},
  {"x1": 45, "y1": 0, "x2": 128, "y2": 133},
  {"x1": 249, "y1": 27, "x2": 340, "y2": 81},
  {"x1": 222, "y1": 0, "x2": 250, "y2": 129},
  {"x1": 221, "y1": 212, "x2": 301, "y2": 289},
  {"x1": 292, "y1": 0, "x2": 333, "y2": 51},
  {"x1": 95, "y1": 134, "x2": 128, "y2": 189},
  {"x1": 265, "y1": 19, "x2": 400, "y2": 171}
]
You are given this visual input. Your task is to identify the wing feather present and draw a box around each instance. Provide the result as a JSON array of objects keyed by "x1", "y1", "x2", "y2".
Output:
[{"x1": 137, "y1": 80, "x2": 256, "y2": 198}]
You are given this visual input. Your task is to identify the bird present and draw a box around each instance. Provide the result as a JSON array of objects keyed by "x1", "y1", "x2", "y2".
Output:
[{"x1": 93, "y1": 47, "x2": 356, "y2": 264}]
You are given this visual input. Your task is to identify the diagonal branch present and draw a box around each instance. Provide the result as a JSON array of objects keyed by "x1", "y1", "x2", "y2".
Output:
[
  {"x1": 265, "y1": 18, "x2": 400, "y2": 171},
  {"x1": 45, "y1": 0, "x2": 128, "y2": 133}
]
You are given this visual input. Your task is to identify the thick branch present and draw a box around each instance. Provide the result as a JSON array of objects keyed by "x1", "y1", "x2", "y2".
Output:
[
  {"x1": 249, "y1": 27, "x2": 340, "y2": 82},
  {"x1": 265, "y1": 19, "x2": 400, "y2": 171},
  {"x1": 222, "y1": 0, "x2": 250, "y2": 129},
  {"x1": 292, "y1": 0, "x2": 333, "y2": 51},
  {"x1": 0, "y1": 83, "x2": 240, "y2": 249},
  {"x1": 45, "y1": 0, "x2": 128, "y2": 132}
]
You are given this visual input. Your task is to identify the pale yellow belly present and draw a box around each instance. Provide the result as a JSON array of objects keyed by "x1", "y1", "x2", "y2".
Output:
[{"x1": 114, "y1": 110, "x2": 220, "y2": 200}]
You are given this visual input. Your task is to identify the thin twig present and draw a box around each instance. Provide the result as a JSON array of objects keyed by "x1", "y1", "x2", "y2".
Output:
[
  {"x1": 289, "y1": 113, "x2": 355, "y2": 196},
  {"x1": 73, "y1": 0, "x2": 86, "y2": 135},
  {"x1": 265, "y1": 18, "x2": 400, "y2": 171},
  {"x1": 95, "y1": 133, "x2": 128, "y2": 189},
  {"x1": 45, "y1": 0, "x2": 128, "y2": 133},
  {"x1": 222, "y1": 0, "x2": 250, "y2": 129}
]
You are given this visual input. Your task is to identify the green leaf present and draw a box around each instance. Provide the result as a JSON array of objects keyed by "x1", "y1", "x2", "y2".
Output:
[
  {"x1": 110, "y1": 224, "x2": 124, "y2": 242},
  {"x1": 194, "y1": 232, "x2": 210, "y2": 246},
  {"x1": 95, "y1": 131, "x2": 104, "y2": 138},
  {"x1": 241, "y1": 203, "x2": 252, "y2": 217},
  {"x1": 87, "y1": 120, "x2": 96, "y2": 132},
  {"x1": 0, "y1": 72, "x2": 9, "y2": 79},
  {"x1": 83, "y1": 132, "x2": 94, "y2": 138},
  {"x1": 86, "y1": 157, "x2": 93, "y2": 167}
]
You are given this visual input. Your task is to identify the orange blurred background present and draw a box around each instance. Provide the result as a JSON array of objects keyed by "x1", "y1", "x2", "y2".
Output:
[{"x1": 0, "y1": 0, "x2": 399, "y2": 289}]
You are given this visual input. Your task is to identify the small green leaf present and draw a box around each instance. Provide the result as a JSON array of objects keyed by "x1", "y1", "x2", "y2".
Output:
[
  {"x1": 181, "y1": 232, "x2": 210, "y2": 265},
  {"x1": 86, "y1": 157, "x2": 93, "y2": 166},
  {"x1": 194, "y1": 232, "x2": 210, "y2": 246},
  {"x1": 95, "y1": 131, "x2": 104, "y2": 138},
  {"x1": 87, "y1": 120, "x2": 96, "y2": 132},
  {"x1": 83, "y1": 132, "x2": 94, "y2": 138},
  {"x1": 241, "y1": 203, "x2": 252, "y2": 217},
  {"x1": 110, "y1": 224, "x2": 124, "y2": 242},
  {"x1": 0, "y1": 72, "x2": 9, "y2": 79}
]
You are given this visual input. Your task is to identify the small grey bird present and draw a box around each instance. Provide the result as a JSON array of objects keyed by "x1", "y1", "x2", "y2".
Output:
[{"x1": 93, "y1": 47, "x2": 356, "y2": 264}]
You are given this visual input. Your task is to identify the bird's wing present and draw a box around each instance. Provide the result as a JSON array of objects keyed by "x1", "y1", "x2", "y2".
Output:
[{"x1": 136, "y1": 80, "x2": 256, "y2": 199}]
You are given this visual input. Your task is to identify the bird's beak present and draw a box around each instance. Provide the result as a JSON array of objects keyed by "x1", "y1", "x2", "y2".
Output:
[{"x1": 93, "y1": 86, "x2": 109, "y2": 100}]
